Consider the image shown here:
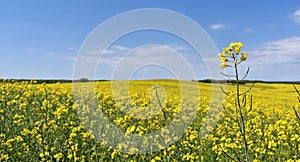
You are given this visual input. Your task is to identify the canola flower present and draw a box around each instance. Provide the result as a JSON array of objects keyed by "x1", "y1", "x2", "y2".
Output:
[
  {"x1": 219, "y1": 42, "x2": 252, "y2": 161},
  {"x1": 0, "y1": 79, "x2": 299, "y2": 161},
  {"x1": 219, "y1": 41, "x2": 248, "y2": 69}
]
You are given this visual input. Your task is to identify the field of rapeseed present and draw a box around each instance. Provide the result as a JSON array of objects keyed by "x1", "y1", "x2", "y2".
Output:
[{"x1": 1, "y1": 79, "x2": 300, "y2": 161}]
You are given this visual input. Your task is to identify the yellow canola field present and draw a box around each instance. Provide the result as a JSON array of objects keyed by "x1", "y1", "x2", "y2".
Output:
[{"x1": 0, "y1": 80, "x2": 299, "y2": 161}]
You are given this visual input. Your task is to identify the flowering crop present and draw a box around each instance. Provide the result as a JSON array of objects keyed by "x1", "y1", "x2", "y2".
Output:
[{"x1": 0, "y1": 79, "x2": 300, "y2": 161}]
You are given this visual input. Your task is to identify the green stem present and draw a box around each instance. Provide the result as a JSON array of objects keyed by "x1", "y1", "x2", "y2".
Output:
[
  {"x1": 154, "y1": 87, "x2": 167, "y2": 121},
  {"x1": 234, "y1": 59, "x2": 250, "y2": 162}
]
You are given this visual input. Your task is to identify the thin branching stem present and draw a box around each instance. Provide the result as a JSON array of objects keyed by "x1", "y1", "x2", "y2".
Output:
[
  {"x1": 234, "y1": 59, "x2": 250, "y2": 162},
  {"x1": 220, "y1": 86, "x2": 229, "y2": 96},
  {"x1": 293, "y1": 84, "x2": 300, "y2": 96},
  {"x1": 293, "y1": 106, "x2": 300, "y2": 124},
  {"x1": 241, "y1": 67, "x2": 250, "y2": 80},
  {"x1": 221, "y1": 146, "x2": 239, "y2": 162},
  {"x1": 293, "y1": 85, "x2": 300, "y2": 124},
  {"x1": 241, "y1": 83, "x2": 255, "y2": 96},
  {"x1": 221, "y1": 72, "x2": 236, "y2": 78},
  {"x1": 219, "y1": 42, "x2": 255, "y2": 161},
  {"x1": 154, "y1": 86, "x2": 167, "y2": 121}
]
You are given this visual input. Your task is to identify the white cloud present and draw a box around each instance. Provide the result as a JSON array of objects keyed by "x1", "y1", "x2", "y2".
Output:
[
  {"x1": 76, "y1": 44, "x2": 190, "y2": 63},
  {"x1": 132, "y1": 45, "x2": 171, "y2": 56},
  {"x1": 172, "y1": 45, "x2": 188, "y2": 51},
  {"x1": 110, "y1": 45, "x2": 197, "y2": 80},
  {"x1": 72, "y1": 44, "x2": 206, "y2": 80},
  {"x1": 71, "y1": 44, "x2": 217, "y2": 80},
  {"x1": 249, "y1": 36, "x2": 300, "y2": 64},
  {"x1": 245, "y1": 37, "x2": 300, "y2": 80},
  {"x1": 85, "y1": 45, "x2": 138, "y2": 56},
  {"x1": 65, "y1": 55, "x2": 76, "y2": 61},
  {"x1": 67, "y1": 47, "x2": 76, "y2": 51},
  {"x1": 290, "y1": 9, "x2": 300, "y2": 24},
  {"x1": 210, "y1": 24, "x2": 229, "y2": 30},
  {"x1": 46, "y1": 52, "x2": 55, "y2": 56},
  {"x1": 244, "y1": 28, "x2": 253, "y2": 32},
  {"x1": 86, "y1": 48, "x2": 116, "y2": 55},
  {"x1": 111, "y1": 45, "x2": 131, "y2": 52}
]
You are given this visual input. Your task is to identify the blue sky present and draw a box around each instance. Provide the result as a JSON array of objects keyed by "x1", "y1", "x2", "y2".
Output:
[{"x1": 0, "y1": 1, "x2": 300, "y2": 81}]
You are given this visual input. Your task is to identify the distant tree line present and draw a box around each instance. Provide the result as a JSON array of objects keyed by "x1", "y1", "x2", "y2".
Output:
[{"x1": 0, "y1": 78, "x2": 298, "y2": 84}]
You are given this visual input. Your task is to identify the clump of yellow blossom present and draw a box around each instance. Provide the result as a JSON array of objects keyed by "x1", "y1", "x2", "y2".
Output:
[{"x1": 218, "y1": 41, "x2": 248, "y2": 69}]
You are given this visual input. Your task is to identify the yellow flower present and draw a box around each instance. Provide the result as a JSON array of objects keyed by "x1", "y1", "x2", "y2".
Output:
[
  {"x1": 67, "y1": 152, "x2": 72, "y2": 159},
  {"x1": 70, "y1": 132, "x2": 77, "y2": 138},
  {"x1": 221, "y1": 62, "x2": 229, "y2": 69},
  {"x1": 0, "y1": 154, "x2": 9, "y2": 161},
  {"x1": 241, "y1": 53, "x2": 248, "y2": 61},
  {"x1": 151, "y1": 156, "x2": 161, "y2": 161},
  {"x1": 36, "y1": 134, "x2": 42, "y2": 144},
  {"x1": 219, "y1": 56, "x2": 228, "y2": 62},
  {"x1": 51, "y1": 147, "x2": 56, "y2": 152},
  {"x1": 234, "y1": 42, "x2": 243, "y2": 53},
  {"x1": 126, "y1": 125, "x2": 136, "y2": 134},
  {"x1": 34, "y1": 121, "x2": 41, "y2": 127},
  {"x1": 234, "y1": 47, "x2": 241, "y2": 54},
  {"x1": 15, "y1": 136, "x2": 23, "y2": 142},
  {"x1": 82, "y1": 132, "x2": 90, "y2": 139},
  {"x1": 111, "y1": 150, "x2": 119, "y2": 159},
  {"x1": 39, "y1": 152, "x2": 44, "y2": 158},
  {"x1": 223, "y1": 47, "x2": 229, "y2": 54},
  {"x1": 129, "y1": 148, "x2": 138, "y2": 154},
  {"x1": 223, "y1": 47, "x2": 234, "y2": 57},
  {"x1": 236, "y1": 41, "x2": 243, "y2": 47},
  {"x1": 54, "y1": 153, "x2": 63, "y2": 160},
  {"x1": 218, "y1": 53, "x2": 226, "y2": 57},
  {"x1": 21, "y1": 128, "x2": 31, "y2": 136},
  {"x1": 229, "y1": 42, "x2": 235, "y2": 48},
  {"x1": 228, "y1": 42, "x2": 243, "y2": 54}
]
